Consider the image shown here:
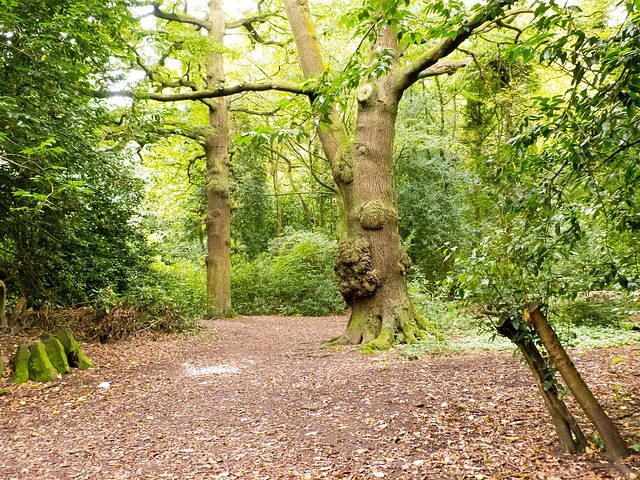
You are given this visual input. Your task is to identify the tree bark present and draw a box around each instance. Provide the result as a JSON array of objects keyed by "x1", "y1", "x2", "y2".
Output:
[
  {"x1": 496, "y1": 318, "x2": 587, "y2": 454},
  {"x1": 204, "y1": 0, "x2": 233, "y2": 318},
  {"x1": 527, "y1": 303, "x2": 631, "y2": 468},
  {"x1": 0, "y1": 280, "x2": 6, "y2": 332},
  {"x1": 283, "y1": 0, "x2": 427, "y2": 350}
]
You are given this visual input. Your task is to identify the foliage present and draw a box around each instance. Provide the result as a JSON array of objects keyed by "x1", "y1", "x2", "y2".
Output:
[
  {"x1": 396, "y1": 147, "x2": 471, "y2": 282},
  {"x1": 145, "y1": 255, "x2": 207, "y2": 319},
  {"x1": 0, "y1": 0, "x2": 151, "y2": 306},
  {"x1": 231, "y1": 230, "x2": 346, "y2": 316},
  {"x1": 230, "y1": 147, "x2": 276, "y2": 259}
]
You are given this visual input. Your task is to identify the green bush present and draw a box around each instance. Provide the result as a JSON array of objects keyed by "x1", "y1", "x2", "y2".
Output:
[
  {"x1": 231, "y1": 230, "x2": 346, "y2": 316},
  {"x1": 146, "y1": 255, "x2": 207, "y2": 319}
]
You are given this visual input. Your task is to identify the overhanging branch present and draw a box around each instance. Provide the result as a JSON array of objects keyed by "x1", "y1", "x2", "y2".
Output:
[
  {"x1": 152, "y1": 2, "x2": 211, "y2": 29},
  {"x1": 91, "y1": 79, "x2": 312, "y2": 102},
  {"x1": 395, "y1": 0, "x2": 515, "y2": 92}
]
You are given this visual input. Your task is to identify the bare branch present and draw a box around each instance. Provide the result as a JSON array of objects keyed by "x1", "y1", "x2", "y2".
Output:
[
  {"x1": 226, "y1": 15, "x2": 269, "y2": 30},
  {"x1": 457, "y1": 48, "x2": 489, "y2": 84},
  {"x1": 418, "y1": 58, "x2": 473, "y2": 79},
  {"x1": 134, "y1": 47, "x2": 199, "y2": 92},
  {"x1": 152, "y1": 2, "x2": 211, "y2": 29},
  {"x1": 226, "y1": 13, "x2": 289, "y2": 47},
  {"x1": 91, "y1": 79, "x2": 312, "y2": 102},
  {"x1": 229, "y1": 106, "x2": 282, "y2": 116}
]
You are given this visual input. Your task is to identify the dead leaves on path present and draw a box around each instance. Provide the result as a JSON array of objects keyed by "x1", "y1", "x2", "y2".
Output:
[{"x1": 1, "y1": 315, "x2": 639, "y2": 479}]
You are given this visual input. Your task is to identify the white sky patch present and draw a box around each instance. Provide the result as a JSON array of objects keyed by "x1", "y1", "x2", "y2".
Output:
[
  {"x1": 223, "y1": 0, "x2": 257, "y2": 16},
  {"x1": 182, "y1": 362, "x2": 240, "y2": 375}
]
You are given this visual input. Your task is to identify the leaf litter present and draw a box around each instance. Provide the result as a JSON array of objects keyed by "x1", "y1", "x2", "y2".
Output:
[{"x1": 0, "y1": 315, "x2": 639, "y2": 479}]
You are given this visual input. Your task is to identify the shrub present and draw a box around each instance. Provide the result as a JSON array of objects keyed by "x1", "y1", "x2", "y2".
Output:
[{"x1": 231, "y1": 230, "x2": 346, "y2": 316}]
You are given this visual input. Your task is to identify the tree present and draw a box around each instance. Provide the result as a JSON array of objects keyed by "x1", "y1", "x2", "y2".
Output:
[
  {"x1": 113, "y1": 0, "x2": 516, "y2": 347},
  {"x1": 136, "y1": 0, "x2": 305, "y2": 318},
  {"x1": 452, "y1": 1, "x2": 639, "y2": 470},
  {"x1": 281, "y1": 0, "x2": 513, "y2": 349},
  {"x1": 136, "y1": 0, "x2": 235, "y2": 317},
  {"x1": 0, "y1": 0, "x2": 152, "y2": 307}
]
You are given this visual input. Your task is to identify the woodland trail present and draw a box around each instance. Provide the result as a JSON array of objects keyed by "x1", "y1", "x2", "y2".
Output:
[{"x1": 1, "y1": 315, "x2": 639, "y2": 479}]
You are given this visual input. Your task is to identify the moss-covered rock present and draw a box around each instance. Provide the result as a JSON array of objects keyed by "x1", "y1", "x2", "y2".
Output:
[
  {"x1": 27, "y1": 342, "x2": 59, "y2": 383},
  {"x1": 54, "y1": 328, "x2": 92, "y2": 370},
  {"x1": 41, "y1": 335, "x2": 70, "y2": 374},
  {"x1": 11, "y1": 344, "x2": 30, "y2": 384},
  {"x1": 0, "y1": 355, "x2": 8, "y2": 375}
]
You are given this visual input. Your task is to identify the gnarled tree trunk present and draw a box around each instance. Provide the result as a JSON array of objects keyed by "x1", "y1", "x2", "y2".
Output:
[
  {"x1": 332, "y1": 79, "x2": 427, "y2": 349},
  {"x1": 282, "y1": 0, "x2": 478, "y2": 349}
]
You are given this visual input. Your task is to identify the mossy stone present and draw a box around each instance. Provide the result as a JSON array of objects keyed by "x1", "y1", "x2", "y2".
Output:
[
  {"x1": 11, "y1": 344, "x2": 30, "y2": 384},
  {"x1": 41, "y1": 335, "x2": 70, "y2": 374},
  {"x1": 27, "y1": 342, "x2": 58, "y2": 383},
  {"x1": 0, "y1": 355, "x2": 8, "y2": 374},
  {"x1": 54, "y1": 328, "x2": 92, "y2": 370},
  {"x1": 75, "y1": 349, "x2": 92, "y2": 370}
]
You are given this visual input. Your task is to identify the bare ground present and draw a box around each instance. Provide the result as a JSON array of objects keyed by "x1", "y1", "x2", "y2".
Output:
[{"x1": 1, "y1": 315, "x2": 639, "y2": 480}]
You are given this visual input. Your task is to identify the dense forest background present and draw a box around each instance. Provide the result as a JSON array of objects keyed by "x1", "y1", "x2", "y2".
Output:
[{"x1": 1, "y1": 0, "x2": 639, "y2": 337}]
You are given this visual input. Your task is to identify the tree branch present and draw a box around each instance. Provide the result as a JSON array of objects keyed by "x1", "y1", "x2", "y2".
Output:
[
  {"x1": 226, "y1": 14, "x2": 269, "y2": 30},
  {"x1": 418, "y1": 58, "x2": 473, "y2": 79},
  {"x1": 152, "y1": 2, "x2": 211, "y2": 29},
  {"x1": 395, "y1": 0, "x2": 515, "y2": 92},
  {"x1": 91, "y1": 79, "x2": 312, "y2": 102}
]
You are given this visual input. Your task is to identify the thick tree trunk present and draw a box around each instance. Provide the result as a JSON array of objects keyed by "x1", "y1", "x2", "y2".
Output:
[
  {"x1": 283, "y1": 0, "x2": 426, "y2": 349},
  {"x1": 527, "y1": 303, "x2": 631, "y2": 469},
  {"x1": 204, "y1": 0, "x2": 233, "y2": 318},
  {"x1": 333, "y1": 80, "x2": 426, "y2": 350},
  {"x1": 496, "y1": 318, "x2": 586, "y2": 454}
]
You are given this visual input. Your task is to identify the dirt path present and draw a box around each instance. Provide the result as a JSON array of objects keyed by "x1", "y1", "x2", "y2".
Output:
[{"x1": 1, "y1": 315, "x2": 639, "y2": 479}]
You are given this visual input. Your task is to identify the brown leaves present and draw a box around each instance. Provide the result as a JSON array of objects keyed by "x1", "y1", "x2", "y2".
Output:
[{"x1": 0, "y1": 316, "x2": 639, "y2": 479}]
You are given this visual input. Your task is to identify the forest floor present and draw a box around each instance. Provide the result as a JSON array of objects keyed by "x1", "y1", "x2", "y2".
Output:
[{"x1": 1, "y1": 315, "x2": 640, "y2": 480}]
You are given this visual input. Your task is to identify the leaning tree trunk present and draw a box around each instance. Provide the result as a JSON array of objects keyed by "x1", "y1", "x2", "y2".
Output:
[
  {"x1": 526, "y1": 303, "x2": 631, "y2": 470},
  {"x1": 497, "y1": 317, "x2": 587, "y2": 454},
  {"x1": 204, "y1": 0, "x2": 233, "y2": 318},
  {"x1": 283, "y1": 0, "x2": 427, "y2": 350}
]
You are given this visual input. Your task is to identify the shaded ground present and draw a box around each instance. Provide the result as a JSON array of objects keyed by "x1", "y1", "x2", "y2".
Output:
[{"x1": 1, "y1": 315, "x2": 639, "y2": 479}]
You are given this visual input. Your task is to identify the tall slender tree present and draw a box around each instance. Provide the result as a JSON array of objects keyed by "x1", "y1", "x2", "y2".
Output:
[{"x1": 139, "y1": 0, "x2": 284, "y2": 317}]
